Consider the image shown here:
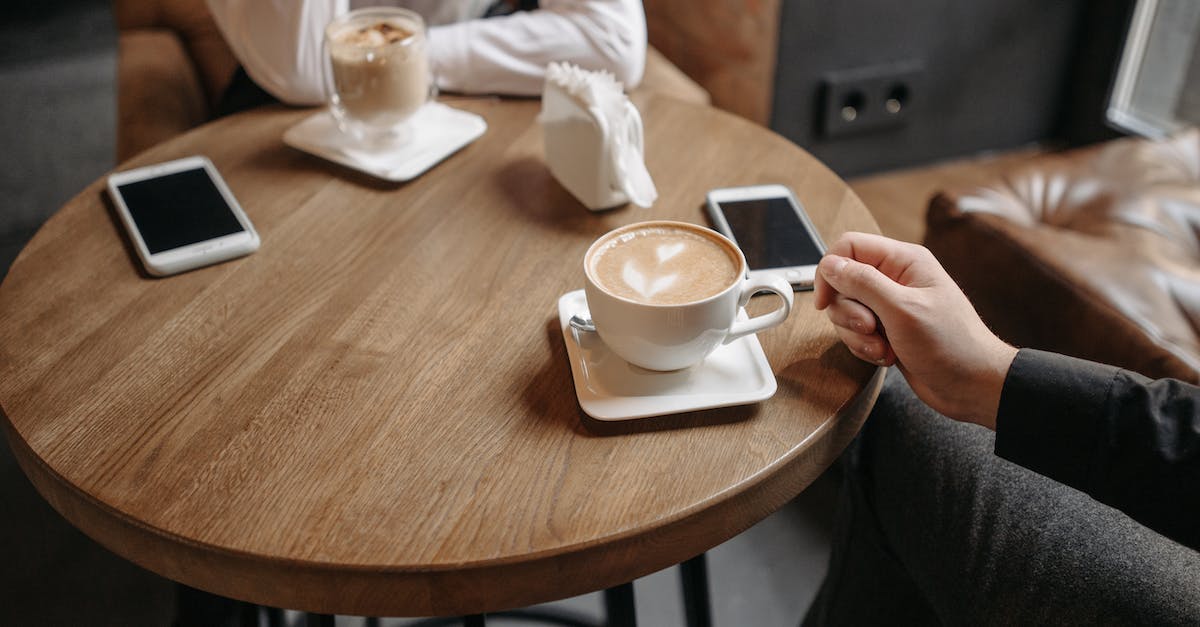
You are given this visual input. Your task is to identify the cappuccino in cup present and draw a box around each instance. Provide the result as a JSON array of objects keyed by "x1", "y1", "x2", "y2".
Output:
[
  {"x1": 583, "y1": 221, "x2": 794, "y2": 371},
  {"x1": 325, "y1": 8, "x2": 432, "y2": 143},
  {"x1": 588, "y1": 223, "x2": 741, "y2": 305}
]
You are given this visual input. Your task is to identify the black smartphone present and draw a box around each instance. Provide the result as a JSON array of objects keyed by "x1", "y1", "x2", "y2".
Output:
[
  {"x1": 106, "y1": 155, "x2": 260, "y2": 276},
  {"x1": 705, "y1": 184, "x2": 827, "y2": 290}
]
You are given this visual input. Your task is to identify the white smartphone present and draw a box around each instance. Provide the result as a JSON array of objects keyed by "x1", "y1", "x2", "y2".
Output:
[
  {"x1": 705, "y1": 184, "x2": 827, "y2": 289},
  {"x1": 107, "y1": 156, "x2": 259, "y2": 277}
]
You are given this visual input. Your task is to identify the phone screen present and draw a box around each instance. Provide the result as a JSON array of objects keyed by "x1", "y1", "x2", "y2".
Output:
[
  {"x1": 116, "y1": 168, "x2": 245, "y2": 254},
  {"x1": 717, "y1": 197, "x2": 824, "y2": 269}
]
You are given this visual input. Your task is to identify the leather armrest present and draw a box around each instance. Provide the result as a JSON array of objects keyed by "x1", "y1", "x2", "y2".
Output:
[
  {"x1": 113, "y1": 0, "x2": 238, "y2": 160},
  {"x1": 117, "y1": 29, "x2": 208, "y2": 161},
  {"x1": 925, "y1": 133, "x2": 1200, "y2": 382},
  {"x1": 113, "y1": 0, "x2": 237, "y2": 108}
]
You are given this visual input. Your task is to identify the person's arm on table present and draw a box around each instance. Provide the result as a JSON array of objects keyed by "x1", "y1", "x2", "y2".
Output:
[
  {"x1": 206, "y1": 0, "x2": 346, "y2": 105},
  {"x1": 814, "y1": 231, "x2": 1200, "y2": 549},
  {"x1": 429, "y1": 0, "x2": 646, "y2": 95},
  {"x1": 997, "y1": 349, "x2": 1200, "y2": 549},
  {"x1": 206, "y1": 0, "x2": 646, "y2": 105}
]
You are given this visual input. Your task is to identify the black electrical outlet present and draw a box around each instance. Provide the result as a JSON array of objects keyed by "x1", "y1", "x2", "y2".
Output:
[{"x1": 820, "y1": 61, "x2": 924, "y2": 138}]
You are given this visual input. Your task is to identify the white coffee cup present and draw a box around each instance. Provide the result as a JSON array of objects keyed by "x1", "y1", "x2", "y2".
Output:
[
  {"x1": 324, "y1": 7, "x2": 434, "y2": 145},
  {"x1": 583, "y1": 220, "x2": 794, "y2": 371}
]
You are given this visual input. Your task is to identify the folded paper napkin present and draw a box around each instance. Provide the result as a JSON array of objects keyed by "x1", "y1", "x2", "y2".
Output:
[{"x1": 540, "y1": 62, "x2": 657, "y2": 210}]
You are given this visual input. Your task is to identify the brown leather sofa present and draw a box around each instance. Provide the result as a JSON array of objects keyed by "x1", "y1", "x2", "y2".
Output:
[
  {"x1": 114, "y1": 0, "x2": 711, "y2": 162},
  {"x1": 924, "y1": 131, "x2": 1200, "y2": 383}
]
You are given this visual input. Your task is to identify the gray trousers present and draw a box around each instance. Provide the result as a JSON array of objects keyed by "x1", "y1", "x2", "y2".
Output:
[{"x1": 805, "y1": 369, "x2": 1200, "y2": 626}]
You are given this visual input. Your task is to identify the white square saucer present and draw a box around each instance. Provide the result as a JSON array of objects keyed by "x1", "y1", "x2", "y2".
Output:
[
  {"x1": 282, "y1": 102, "x2": 487, "y2": 182},
  {"x1": 557, "y1": 290, "x2": 777, "y2": 421}
]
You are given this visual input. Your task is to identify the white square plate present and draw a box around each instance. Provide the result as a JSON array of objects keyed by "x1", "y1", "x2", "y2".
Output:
[
  {"x1": 282, "y1": 103, "x2": 487, "y2": 182},
  {"x1": 558, "y1": 290, "x2": 777, "y2": 421}
]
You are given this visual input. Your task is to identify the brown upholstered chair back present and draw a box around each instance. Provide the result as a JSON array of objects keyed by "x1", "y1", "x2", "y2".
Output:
[{"x1": 644, "y1": 0, "x2": 779, "y2": 125}]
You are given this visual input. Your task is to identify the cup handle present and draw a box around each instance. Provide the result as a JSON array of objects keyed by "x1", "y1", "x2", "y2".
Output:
[{"x1": 723, "y1": 273, "x2": 794, "y2": 345}]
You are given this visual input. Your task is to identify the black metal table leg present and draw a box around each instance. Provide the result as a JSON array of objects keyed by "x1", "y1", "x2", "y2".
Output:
[
  {"x1": 603, "y1": 582, "x2": 637, "y2": 627},
  {"x1": 238, "y1": 602, "x2": 260, "y2": 627},
  {"x1": 174, "y1": 584, "x2": 245, "y2": 627},
  {"x1": 680, "y1": 553, "x2": 713, "y2": 627},
  {"x1": 305, "y1": 613, "x2": 335, "y2": 627},
  {"x1": 265, "y1": 607, "x2": 285, "y2": 627}
]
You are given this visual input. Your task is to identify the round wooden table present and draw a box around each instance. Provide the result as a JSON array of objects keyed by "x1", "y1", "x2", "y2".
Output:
[{"x1": 0, "y1": 95, "x2": 883, "y2": 617}]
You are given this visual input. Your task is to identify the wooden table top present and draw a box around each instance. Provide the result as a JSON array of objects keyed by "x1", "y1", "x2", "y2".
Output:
[{"x1": 0, "y1": 95, "x2": 882, "y2": 617}]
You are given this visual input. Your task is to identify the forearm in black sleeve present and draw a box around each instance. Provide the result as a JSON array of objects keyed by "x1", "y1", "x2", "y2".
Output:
[{"x1": 994, "y1": 349, "x2": 1200, "y2": 550}]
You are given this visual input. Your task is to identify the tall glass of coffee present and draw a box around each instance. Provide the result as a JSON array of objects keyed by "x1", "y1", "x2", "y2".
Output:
[{"x1": 324, "y1": 7, "x2": 433, "y2": 146}]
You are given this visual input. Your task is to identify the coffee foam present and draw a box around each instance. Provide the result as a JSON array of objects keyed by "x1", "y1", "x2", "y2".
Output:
[
  {"x1": 330, "y1": 18, "x2": 418, "y2": 58},
  {"x1": 589, "y1": 225, "x2": 741, "y2": 305}
]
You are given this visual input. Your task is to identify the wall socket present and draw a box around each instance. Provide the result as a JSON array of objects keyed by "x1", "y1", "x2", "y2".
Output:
[{"x1": 820, "y1": 61, "x2": 923, "y2": 138}]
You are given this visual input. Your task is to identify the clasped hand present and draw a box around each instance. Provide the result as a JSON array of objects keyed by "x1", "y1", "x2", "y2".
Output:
[{"x1": 813, "y1": 232, "x2": 1018, "y2": 429}]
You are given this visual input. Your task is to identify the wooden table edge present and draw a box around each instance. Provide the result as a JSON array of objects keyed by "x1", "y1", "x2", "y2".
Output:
[{"x1": 0, "y1": 367, "x2": 883, "y2": 616}]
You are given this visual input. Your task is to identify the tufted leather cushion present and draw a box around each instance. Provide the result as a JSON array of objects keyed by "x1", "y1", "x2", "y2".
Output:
[{"x1": 926, "y1": 130, "x2": 1200, "y2": 383}]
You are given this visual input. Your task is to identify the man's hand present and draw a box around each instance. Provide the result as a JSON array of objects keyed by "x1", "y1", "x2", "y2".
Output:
[{"x1": 814, "y1": 232, "x2": 1018, "y2": 429}]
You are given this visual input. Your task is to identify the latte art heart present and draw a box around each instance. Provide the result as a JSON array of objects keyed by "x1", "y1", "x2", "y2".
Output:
[
  {"x1": 622, "y1": 260, "x2": 678, "y2": 298},
  {"x1": 656, "y1": 242, "x2": 686, "y2": 263},
  {"x1": 589, "y1": 224, "x2": 740, "y2": 305}
]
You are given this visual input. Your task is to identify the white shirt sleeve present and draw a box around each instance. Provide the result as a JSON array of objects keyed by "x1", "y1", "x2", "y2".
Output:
[
  {"x1": 206, "y1": 0, "x2": 646, "y2": 104},
  {"x1": 206, "y1": 0, "x2": 348, "y2": 106},
  {"x1": 428, "y1": 0, "x2": 647, "y2": 95}
]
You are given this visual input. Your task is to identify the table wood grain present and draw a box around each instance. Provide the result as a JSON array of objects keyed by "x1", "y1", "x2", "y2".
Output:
[{"x1": 0, "y1": 95, "x2": 883, "y2": 616}]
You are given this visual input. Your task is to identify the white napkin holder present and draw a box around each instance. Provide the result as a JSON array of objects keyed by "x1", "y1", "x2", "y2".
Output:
[{"x1": 540, "y1": 63, "x2": 657, "y2": 211}]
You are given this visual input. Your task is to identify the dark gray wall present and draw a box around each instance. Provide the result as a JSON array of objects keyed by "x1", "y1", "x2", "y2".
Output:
[{"x1": 771, "y1": 0, "x2": 1131, "y2": 176}]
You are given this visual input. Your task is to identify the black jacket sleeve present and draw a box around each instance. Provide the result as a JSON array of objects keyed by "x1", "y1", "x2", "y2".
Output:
[{"x1": 994, "y1": 349, "x2": 1200, "y2": 550}]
